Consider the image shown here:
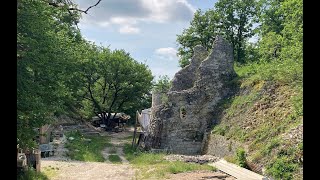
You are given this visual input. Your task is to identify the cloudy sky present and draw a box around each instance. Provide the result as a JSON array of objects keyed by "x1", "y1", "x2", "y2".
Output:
[{"x1": 74, "y1": 0, "x2": 218, "y2": 80}]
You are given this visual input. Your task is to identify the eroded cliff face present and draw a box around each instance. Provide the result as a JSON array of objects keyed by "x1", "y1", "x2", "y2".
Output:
[{"x1": 145, "y1": 36, "x2": 237, "y2": 154}]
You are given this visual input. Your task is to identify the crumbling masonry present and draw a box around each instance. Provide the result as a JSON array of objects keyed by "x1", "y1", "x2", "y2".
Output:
[{"x1": 145, "y1": 36, "x2": 237, "y2": 154}]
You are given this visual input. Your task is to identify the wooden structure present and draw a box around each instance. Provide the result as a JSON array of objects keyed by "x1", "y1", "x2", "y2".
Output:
[
  {"x1": 17, "y1": 147, "x2": 41, "y2": 172},
  {"x1": 132, "y1": 110, "x2": 151, "y2": 148},
  {"x1": 209, "y1": 159, "x2": 269, "y2": 180},
  {"x1": 132, "y1": 111, "x2": 140, "y2": 147}
]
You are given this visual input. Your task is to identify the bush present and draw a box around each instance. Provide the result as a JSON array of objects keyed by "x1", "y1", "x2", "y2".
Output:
[
  {"x1": 236, "y1": 148, "x2": 248, "y2": 168},
  {"x1": 266, "y1": 157, "x2": 297, "y2": 180}
]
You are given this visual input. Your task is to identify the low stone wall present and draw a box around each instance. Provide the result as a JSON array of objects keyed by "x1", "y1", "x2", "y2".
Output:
[{"x1": 205, "y1": 134, "x2": 241, "y2": 158}]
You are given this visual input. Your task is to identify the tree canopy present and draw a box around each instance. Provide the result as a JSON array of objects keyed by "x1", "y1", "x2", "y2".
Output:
[{"x1": 17, "y1": 0, "x2": 153, "y2": 148}]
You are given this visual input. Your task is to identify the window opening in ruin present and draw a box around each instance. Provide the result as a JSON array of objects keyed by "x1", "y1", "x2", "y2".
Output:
[{"x1": 180, "y1": 106, "x2": 187, "y2": 119}]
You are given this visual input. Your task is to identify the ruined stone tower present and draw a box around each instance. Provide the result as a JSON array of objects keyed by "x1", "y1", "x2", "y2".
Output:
[{"x1": 145, "y1": 36, "x2": 236, "y2": 154}]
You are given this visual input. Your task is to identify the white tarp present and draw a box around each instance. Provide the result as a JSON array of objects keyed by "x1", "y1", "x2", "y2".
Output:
[{"x1": 137, "y1": 108, "x2": 151, "y2": 134}]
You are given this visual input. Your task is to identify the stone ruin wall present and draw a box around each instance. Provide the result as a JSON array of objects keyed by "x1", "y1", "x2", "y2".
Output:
[{"x1": 145, "y1": 36, "x2": 237, "y2": 155}]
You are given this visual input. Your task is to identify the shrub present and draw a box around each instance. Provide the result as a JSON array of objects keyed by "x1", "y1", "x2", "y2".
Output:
[
  {"x1": 236, "y1": 148, "x2": 248, "y2": 168},
  {"x1": 266, "y1": 157, "x2": 297, "y2": 180}
]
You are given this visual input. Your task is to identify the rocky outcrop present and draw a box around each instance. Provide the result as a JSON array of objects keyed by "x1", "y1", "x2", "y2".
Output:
[{"x1": 145, "y1": 36, "x2": 237, "y2": 154}]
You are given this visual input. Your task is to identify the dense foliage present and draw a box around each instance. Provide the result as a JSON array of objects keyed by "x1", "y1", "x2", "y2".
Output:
[{"x1": 17, "y1": 0, "x2": 153, "y2": 148}]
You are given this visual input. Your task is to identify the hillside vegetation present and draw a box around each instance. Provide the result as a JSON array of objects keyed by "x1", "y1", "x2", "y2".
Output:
[{"x1": 211, "y1": 60, "x2": 302, "y2": 179}]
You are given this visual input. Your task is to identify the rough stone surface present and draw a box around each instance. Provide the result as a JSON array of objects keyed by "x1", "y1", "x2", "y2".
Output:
[
  {"x1": 170, "y1": 45, "x2": 208, "y2": 91},
  {"x1": 145, "y1": 36, "x2": 237, "y2": 155},
  {"x1": 205, "y1": 134, "x2": 241, "y2": 158}
]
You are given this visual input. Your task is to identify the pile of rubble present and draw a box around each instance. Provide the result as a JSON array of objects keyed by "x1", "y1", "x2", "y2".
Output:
[{"x1": 164, "y1": 154, "x2": 220, "y2": 164}]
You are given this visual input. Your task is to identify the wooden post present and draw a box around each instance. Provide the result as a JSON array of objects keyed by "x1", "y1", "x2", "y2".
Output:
[
  {"x1": 34, "y1": 149, "x2": 41, "y2": 172},
  {"x1": 132, "y1": 111, "x2": 138, "y2": 148}
]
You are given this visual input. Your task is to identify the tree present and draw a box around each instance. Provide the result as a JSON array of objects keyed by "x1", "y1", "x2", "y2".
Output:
[
  {"x1": 79, "y1": 48, "x2": 153, "y2": 128},
  {"x1": 257, "y1": 0, "x2": 302, "y2": 63},
  {"x1": 214, "y1": 0, "x2": 258, "y2": 64},
  {"x1": 153, "y1": 75, "x2": 172, "y2": 93},
  {"x1": 17, "y1": 0, "x2": 83, "y2": 148},
  {"x1": 257, "y1": 0, "x2": 285, "y2": 36},
  {"x1": 177, "y1": 9, "x2": 219, "y2": 67},
  {"x1": 176, "y1": 0, "x2": 258, "y2": 67}
]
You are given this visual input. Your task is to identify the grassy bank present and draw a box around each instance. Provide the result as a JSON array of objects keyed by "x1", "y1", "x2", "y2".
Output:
[{"x1": 211, "y1": 60, "x2": 302, "y2": 180}]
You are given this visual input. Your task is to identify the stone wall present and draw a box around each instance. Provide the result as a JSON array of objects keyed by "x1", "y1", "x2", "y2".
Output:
[
  {"x1": 204, "y1": 134, "x2": 241, "y2": 157},
  {"x1": 145, "y1": 36, "x2": 237, "y2": 155}
]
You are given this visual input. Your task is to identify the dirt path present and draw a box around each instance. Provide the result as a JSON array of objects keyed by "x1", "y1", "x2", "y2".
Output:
[
  {"x1": 100, "y1": 128, "x2": 133, "y2": 164},
  {"x1": 41, "y1": 125, "x2": 136, "y2": 180}
]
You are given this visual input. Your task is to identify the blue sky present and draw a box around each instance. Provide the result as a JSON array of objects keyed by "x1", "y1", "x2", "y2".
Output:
[{"x1": 74, "y1": 0, "x2": 218, "y2": 80}]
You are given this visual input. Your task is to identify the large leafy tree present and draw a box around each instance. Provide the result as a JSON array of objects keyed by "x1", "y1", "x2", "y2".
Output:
[{"x1": 78, "y1": 47, "x2": 153, "y2": 127}]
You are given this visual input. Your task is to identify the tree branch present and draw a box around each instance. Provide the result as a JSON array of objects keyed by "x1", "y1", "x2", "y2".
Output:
[
  {"x1": 48, "y1": 0, "x2": 102, "y2": 14},
  {"x1": 70, "y1": 0, "x2": 102, "y2": 14},
  {"x1": 87, "y1": 82, "x2": 102, "y2": 113}
]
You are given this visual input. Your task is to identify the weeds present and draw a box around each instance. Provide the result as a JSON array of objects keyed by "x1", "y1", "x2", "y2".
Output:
[{"x1": 64, "y1": 130, "x2": 109, "y2": 162}]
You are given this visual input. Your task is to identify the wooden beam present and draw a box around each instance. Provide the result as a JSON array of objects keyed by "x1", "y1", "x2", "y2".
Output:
[{"x1": 131, "y1": 111, "x2": 138, "y2": 148}]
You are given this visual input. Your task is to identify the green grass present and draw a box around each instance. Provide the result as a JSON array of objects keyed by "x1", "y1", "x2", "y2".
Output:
[
  {"x1": 17, "y1": 167, "x2": 49, "y2": 180},
  {"x1": 225, "y1": 92, "x2": 259, "y2": 117},
  {"x1": 123, "y1": 144, "x2": 216, "y2": 179},
  {"x1": 64, "y1": 130, "x2": 110, "y2": 162},
  {"x1": 234, "y1": 59, "x2": 302, "y2": 87},
  {"x1": 108, "y1": 154, "x2": 122, "y2": 163}
]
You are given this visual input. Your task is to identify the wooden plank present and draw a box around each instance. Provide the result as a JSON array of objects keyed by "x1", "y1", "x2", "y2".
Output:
[
  {"x1": 218, "y1": 160, "x2": 264, "y2": 179},
  {"x1": 132, "y1": 111, "x2": 138, "y2": 147},
  {"x1": 209, "y1": 159, "x2": 269, "y2": 180}
]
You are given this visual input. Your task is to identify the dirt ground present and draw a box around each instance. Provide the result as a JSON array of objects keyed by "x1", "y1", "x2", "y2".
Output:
[{"x1": 41, "y1": 125, "x2": 235, "y2": 180}]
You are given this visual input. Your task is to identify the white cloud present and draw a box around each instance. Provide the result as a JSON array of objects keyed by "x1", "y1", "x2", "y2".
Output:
[
  {"x1": 119, "y1": 25, "x2": 140, "y2": 34},
  {"x1": 75, "y1": 0, "x2": 196, "y2": 32},
  {"x1": 110, "y1": 17, "x2": 137, "y2": 25},
  {"x1": 155, "y1": 47, "x2": 178, "y2": 60},
  {"x1": 141, "y1": 0, "x2": 196, "y2": 23}
]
